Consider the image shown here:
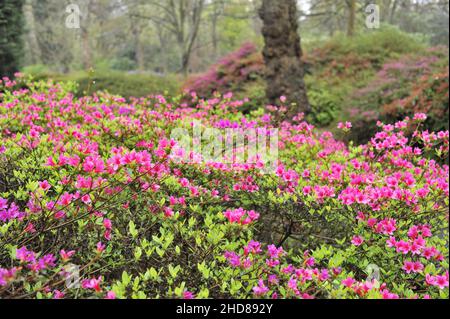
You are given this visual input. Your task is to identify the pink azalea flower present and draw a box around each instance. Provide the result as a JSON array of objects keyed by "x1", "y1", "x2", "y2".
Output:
[
  {"x1": 342, "y1": 277, "x2": 355, "y2": 288},
  {"x1": 426, "y1": 274, "x2": 437, "y2": 286},
  {"x1": 105, "y1": 291, "x2": 116, "y2": 299},
  {"x1": 183, "y1": 291, "x2": 195, "y2": 299},
  {"x1": 54, "y1": 211, "x2": 66, "y2": 219},
  {"x1": 338, "y1": 122, "x2": 352, "y2": 130},
  {"x1": 402, "y1": 261, "x2": 415, "y2": 274},
  {"x1": 103, "y1": 218, "x2": 112, "y2": 230},
  {"x1": 39, "y1": 180, "x2": 51, "y2": 191},
  {"x1": 224, "y1": 251, "x2": 241, "y2": 267},
  {"x1": 82, "y1": 277, "x2": 102, "y2": 292},
  {"x1": 351, "y1": 236, "x2": 364, "y2": 246},
  {"x1": 435, "y1": 275, "x2": 449, "y2": 289},
  {"x1": 53, "y1": 290, "x2": 65, "y2": 299},
  {"x1": 96, "y1": 242, "x2": 106, "y2": 253},
  {"x1": 413, "y1": 262, "x2": 424, "y2": 273},
  {"x1": 413, "y1": 113, "x2": 427, "y2": 121},
  {"x1": 253, "y1": 280, "x2": 269, "y2": 296},
  {"x1": 81, "y1": 194, "x2": 91, "y2": 204},
  {"x1": 60, "y1": 250, "x2": 75, "y2": 261}
]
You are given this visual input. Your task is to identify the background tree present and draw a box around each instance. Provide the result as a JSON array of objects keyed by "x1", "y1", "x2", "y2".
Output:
[
  {"x1": 12, "y1": 0, "x2": 450, "y2": 76},
  {"x1": 23, "y1": 0, "x2": 41, "y2": 65},
  {"x1": 0, "y1": 0, "x2": 25, "y2": 77},
  {"x1": 259, "y1": 0, "x2": 310, "y2": 117},
  {"x1": 347, "y1": 0, "x2": 357, "y2": 36},
  {"x1": 30, "y1": 0, "x2": 74, "y2": 73},
  {"x1": 130, "y1": 0, "x2": 205, "y2": 76}
]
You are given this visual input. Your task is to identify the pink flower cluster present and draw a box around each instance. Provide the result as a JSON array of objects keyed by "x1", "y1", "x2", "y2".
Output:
[
  {"x1": 225, "y1": 242, "x2": 343, "y2": 299},
  {"x1": 337, "y1": 122, "x2": 352, "y2": 130},
  {"x1": 386, "y1": 230, "x2": 443, "y2": 261},
  {"x1": 223, "y1": 208, "x2": 260, "y2": 225},
  {"x1": 0, "y1": 268, "x2": 17, "y2": 287},
  {"x1": 342, "y1": 277, "x2": 400, "y2": 299},
  {"x1": 16, "y1": 247, "x2": 56, "y2": 272},
  {"x1": 0, "y1": 77, "x2": 448, "y2": 299},
  {"x1": 276, "y1": 165, "x2": 300, "y2": 191},
  {"x1": 426, "y1": 273, "x2": 449, "y2": 290},
  {"x1": 82, "y1": 277, "x2": 102, "y2": 292},
  {"x1": 0, "y1": 198, "x2": 26, "y2": 222},
  {"x1": 402, "y1": 261, "x2": 424, "y2": 274}
]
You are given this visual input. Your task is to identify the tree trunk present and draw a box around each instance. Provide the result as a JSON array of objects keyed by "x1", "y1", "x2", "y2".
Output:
[
  {"x1": 81, "y1": 27, "x2": 92, "y2": 70},
  {"x1": 24, "y1": 0, "x2": 41, "y2": 65},
  {"x1": 259, "y1": 0, "x2": 310, "y2": 117},
  {"x1": 179, "y1": 0, "x2": 204, "y2": 77},
  {"x1": 132, "y1": 23, "x2": 145, "y2": 71},
  {"x1": 347, "y1": 0, "x2": 356, "y2": 37},
  {"x1": 211, "y1": 15, "x2": 218, "y2": 61},
  {"x1": 80, "y1": 0, "x2": 92, "y2": 70},
  {"x1": 390, "y1": 0, "x2": 399, "y2": 24},
  {"x1": 156, "y1": 25, "x2": 169, "y2": 74}
]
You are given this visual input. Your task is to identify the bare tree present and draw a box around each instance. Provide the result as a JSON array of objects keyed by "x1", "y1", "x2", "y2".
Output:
[{"x1": 130, "y1": 0, "x2": 205, "y2": 76}]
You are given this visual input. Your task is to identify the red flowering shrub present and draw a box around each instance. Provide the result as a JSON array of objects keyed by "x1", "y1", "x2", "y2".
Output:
[
  {"x1": 0, "y1": 76, "x2": 448, "y2": 299},
  {"x1": 183, "y1": 29, "x2": 440, "y2": 131},
  {"x1": 347, "y1": 47, "x2": 449, "y2": 143},
  {"x1": 184, "y1": 42, "x2": 264, "y2": 99}
]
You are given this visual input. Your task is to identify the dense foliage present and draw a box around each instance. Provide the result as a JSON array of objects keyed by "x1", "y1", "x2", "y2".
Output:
[
  {"x1": 23, "y1": 69, "x2": 181, "y2": 99},
  {"x1": 0, "y1": 0, "x2": 25, "y2": 78},
  {"x1": 348, "y1": 46, "x2": 449, "y2": 143},
  {"x1": 184, "y1": 43, "x2": 263, "y2": 100},
  {"x1": 0, "y1": 75, "x2": 448, "y2": 299},
  {"x1": 20, "y1": 0, "x2": 450, "y2": 76},
  {"x1": 184, "y1": 28, "x2": 449, "y2": 133}
]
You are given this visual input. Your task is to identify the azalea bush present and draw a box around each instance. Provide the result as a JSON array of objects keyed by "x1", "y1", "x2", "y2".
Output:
[
  {"x1": 183, "y1": 28, "x2": 445, "y2": 131},
  {"x1": 0, "y1": 75, "x2": 448, "y2": 299},
  {"x1": 184, "y1": 42, "x2": 263, "y2": 99},
  {"x1": 348, "y1": 47, "x2": 449, "y2": 143}
]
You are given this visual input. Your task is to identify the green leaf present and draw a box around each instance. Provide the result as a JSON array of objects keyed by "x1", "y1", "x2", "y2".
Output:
[
  {"x1": 168, "y1": 264, "x2": 181, "y2": 279},
  {"x1": 129, "y1": 221, "x2": 138, "y2": 238},
  {"x1": 122, "y1": 271, "x2": 131, "y2": 286},
  {"x1": 134, "y1": 247, "x2": 142, "y2": 260}
]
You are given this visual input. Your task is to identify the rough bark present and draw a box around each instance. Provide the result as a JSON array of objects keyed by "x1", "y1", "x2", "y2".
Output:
[{"x1": 259, "y1": 0, "x2": 310, "y2": 117}]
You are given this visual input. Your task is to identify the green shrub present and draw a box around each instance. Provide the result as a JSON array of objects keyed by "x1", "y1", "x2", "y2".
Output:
[
  {"x1": 346, "y1": 46, "x2": 449, "y2": 144},
  {"x1": 317, "y1": 26, "x2": 426, "y2": 63},
  {"x1": 0, "y1": 78, "x2": 448, "y2": 299},
  {"x1": 21, "y1": 64, "x2": 50, "y2": 75},
  {"x1": 109, "y1": 58, "x2": 138, "y2": 71},
  {"x1": 303, "y1": 77, "x2": 351, "y2": 127},
  {"x1": 24, "y1": 70, "x2": 181, "y2": 98},
  {"x1": 183, "y1": 28, "x2": 427, "y2": 129}
]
